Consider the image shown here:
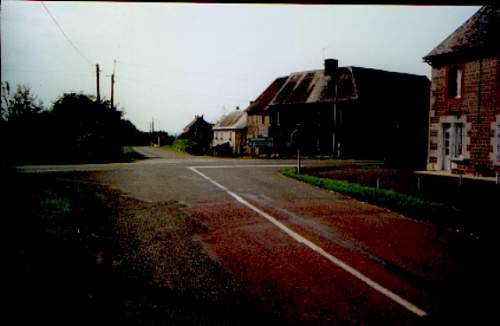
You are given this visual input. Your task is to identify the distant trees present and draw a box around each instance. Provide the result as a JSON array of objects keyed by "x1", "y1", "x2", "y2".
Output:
[{"x1": 0, "y1": 82, "x2": 172, "y2": 165}]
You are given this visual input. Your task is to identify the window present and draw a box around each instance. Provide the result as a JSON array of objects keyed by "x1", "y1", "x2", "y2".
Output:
[
  {"x1": 261, "y1": 115, "x2": 265, "y2": 124},
  {"x1": 453, "y1": 123, "x2": 464, "y2": 158},
  {"x1": 448, "y1": 67, "x2": 462, "y2": 99},
  {"x1": 276, "y1": 111, "x2": 280, "y2": 126},
  {"x1": 496, "y1": 118, "x2": 500, "y2": 163}
]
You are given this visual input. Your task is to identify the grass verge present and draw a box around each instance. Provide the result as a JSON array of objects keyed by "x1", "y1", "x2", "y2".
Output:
[
  {"x1": 280, "y1": 168, "x2": 461, "y2": 224},
  {"x1": 159, "y1": 144, "x2": 191, "y2": 156},
  {"x1": 118, "y1": 146, "x2": 145, "y2": 162}
]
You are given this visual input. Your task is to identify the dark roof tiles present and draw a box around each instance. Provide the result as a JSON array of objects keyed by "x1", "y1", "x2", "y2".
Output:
[
  {"x1": 213, "y1": 109, "x2": 247, "y2": 130},
  {"x1": 245, "y1": 77, "x2": 287, "y2": 114},
  {"x1": 245, "y1": 66, "x2": 428, "y2": 113},
  {"x1": 424, "y1": 6, "x2": 500, "y2": 63}
]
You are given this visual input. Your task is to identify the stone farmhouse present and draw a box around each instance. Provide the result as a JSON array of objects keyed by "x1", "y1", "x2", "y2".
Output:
[
  {"x1": 177, "y1": 115, "x2": 213, "y2": 154},
  {"x1": 212, "y1": 107, "x2": 247, "y2": 155},
  {"x1": 245, "y1": 59, "x2": 430, "y2": 167},
  {"x1": 423, "y1": 6, "x2": 500, "y2": 176}
]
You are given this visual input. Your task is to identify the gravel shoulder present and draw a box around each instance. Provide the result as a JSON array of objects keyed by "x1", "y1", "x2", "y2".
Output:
[{"x1": 6, "y1": 170, "x2": 281, "y2": 325}]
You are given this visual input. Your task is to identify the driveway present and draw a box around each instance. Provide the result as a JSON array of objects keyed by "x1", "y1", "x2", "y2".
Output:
[{"x1": 18, "y1": 146, "x2": 483, "y2": 325}]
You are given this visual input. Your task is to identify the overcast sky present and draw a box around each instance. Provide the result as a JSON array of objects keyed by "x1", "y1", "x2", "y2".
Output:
[{"x1": 1, "y1": 2, "x2": 480, "y2": 134}]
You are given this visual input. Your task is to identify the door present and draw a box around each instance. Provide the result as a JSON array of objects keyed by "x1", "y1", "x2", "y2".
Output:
[{"x1": 442, "y1": 123, "x2": 451, "y2": 170}]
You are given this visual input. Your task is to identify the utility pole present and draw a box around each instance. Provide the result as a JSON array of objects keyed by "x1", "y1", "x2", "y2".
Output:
[
  {"x1": 110, "y1": 74, "x2": 114, "y2": 108},
  {"x1": 333, "y1": 83, "x2": 337, "y2": 156},
  {"x1": 151, "y1": 117, "x2": 155, "y2": 147},
  {"x1": 96, "y1": 64, "x2": 100, "y2": 103},
  {"x1": 111, "y1": 60, "x2": 116, "y2": 108}
]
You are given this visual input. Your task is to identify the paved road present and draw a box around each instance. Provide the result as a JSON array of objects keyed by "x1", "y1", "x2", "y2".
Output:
[{"x1": 18, "y1": 147, "x2": 482, "y2": 324}]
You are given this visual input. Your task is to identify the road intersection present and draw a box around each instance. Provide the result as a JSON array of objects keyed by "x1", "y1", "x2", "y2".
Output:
[{"x1": 18, "y1": 146, "x2": 481, "y2": 324}]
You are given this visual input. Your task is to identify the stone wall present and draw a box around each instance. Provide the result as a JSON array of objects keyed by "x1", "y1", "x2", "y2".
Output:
[{"x1": 427, "y1": 56, "x2": 500, "y2": 175}]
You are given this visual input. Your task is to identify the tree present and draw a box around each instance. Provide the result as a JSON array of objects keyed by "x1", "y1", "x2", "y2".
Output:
[
  {"x1": 1, "y1": 83, "x2": 147, "y2": 164},
  {"x1": 1, "y1": 82, "x2": 46, "y2": 165},
  {"x1": 51, "y1": 93, "x2": 123, "y2": 162},
  {"x1": 1, "y1": 82, "x2": 44, "y2": 123}
]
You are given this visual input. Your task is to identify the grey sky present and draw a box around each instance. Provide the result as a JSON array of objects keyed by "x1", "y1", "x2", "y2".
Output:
[{"x1": 1, "y1": 2, "x2": 480, "y2": 134}]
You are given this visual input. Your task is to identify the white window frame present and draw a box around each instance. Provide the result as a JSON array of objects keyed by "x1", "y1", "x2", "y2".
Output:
[
  {"x1": 448, "y1": 67, "x2": 463, "y2": 99},
  {"x1": 494, "y1": 115, "x2": 500, "y2": 165},
  {"x1": 437, "y1": 117, "x2": 469, "y2": 170},
  {"x1": 452, "y1": 122, "x2": 464, "y2": 159}
]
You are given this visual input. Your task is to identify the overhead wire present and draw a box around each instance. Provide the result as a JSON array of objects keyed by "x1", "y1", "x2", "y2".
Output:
[{"x1": 40, "y1": 1, "x2": 93, "y2": 66}]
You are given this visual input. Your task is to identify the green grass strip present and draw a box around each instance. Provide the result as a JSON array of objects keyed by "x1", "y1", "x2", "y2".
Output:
[{"x1": 280, "y1": 168, "x2": 452, "y2": 219}]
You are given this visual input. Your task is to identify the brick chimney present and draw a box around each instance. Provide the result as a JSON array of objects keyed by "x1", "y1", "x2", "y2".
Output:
[{"x1": 324, "y1": 58, "x2": 338, "y2": 77}]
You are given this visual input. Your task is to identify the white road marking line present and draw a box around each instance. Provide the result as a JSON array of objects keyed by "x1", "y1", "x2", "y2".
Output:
[
  {"x1": 190, "y1": 164, "x2": 296, "y2": 169},
  {"x1": 188, "y1": 166, "x2": 428, "y2": 317}
]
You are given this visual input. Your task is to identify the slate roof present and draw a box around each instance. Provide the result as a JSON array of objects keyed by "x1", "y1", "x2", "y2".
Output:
[
  {"x1": 177, "y1": 115, "x2": 212, "y2": 138},
  {"x1": 213, "y1": 109, "x2": 247, "y2": 130},
  {"x1": 245, "y1": 77, "x2": 287, "y2": 114},
  {"x1": 245, "y1": 66, "x2": 428, "y2": 113},
  {"x1": 270, "y1": 70, "x2": 336, "y2": 105},
  {"x1": 348, "y1": 66, "x2": 429, "y2": 99},
  {"x1": 423, "y1": 6, "x2": 500, "y2": 63}
]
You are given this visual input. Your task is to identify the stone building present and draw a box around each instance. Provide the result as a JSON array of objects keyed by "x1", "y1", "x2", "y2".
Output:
[
  {"x1": 423, "y1": 6, "x2": 500, "y2": 176},
  {"x1": 245, "y1": 59, "x2": 430, "y2": 167},
  {"x1": 212, "y1": 107, "x2": 247, "y2": 155},
  {"x1": 177, "y1": 115, "x2": 213, "y2": 154}
]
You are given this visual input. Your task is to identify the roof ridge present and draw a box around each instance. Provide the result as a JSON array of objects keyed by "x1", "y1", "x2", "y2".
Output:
[
  {"x1": 423, "y1": 6, "x2": 499, "y2": 62},
  {"x1": 349, "y1": 66, "x2": 428, "y2": 78}
]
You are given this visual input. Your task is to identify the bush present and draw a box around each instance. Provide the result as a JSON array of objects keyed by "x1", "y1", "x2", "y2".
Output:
[
  {"x1": 212, "y1": 142, "x2": 233, "y2": 157},
  {"x1": 172, "y1": 139, "x2": 200, "y2": 154}
]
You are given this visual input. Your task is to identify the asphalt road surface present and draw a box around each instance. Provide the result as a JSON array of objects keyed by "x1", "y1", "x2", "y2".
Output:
[{"x1": 18, "y1": 147, "x2": 484, "y2": 325}]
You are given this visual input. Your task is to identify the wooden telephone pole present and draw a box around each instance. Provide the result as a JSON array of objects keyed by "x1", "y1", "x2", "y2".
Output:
[
  {"x1": 111, "y1": 60, "x2": 116, "y2": 108},
  {"x1": 96, "y1": 64, "x2": 100, "y2": 102}
]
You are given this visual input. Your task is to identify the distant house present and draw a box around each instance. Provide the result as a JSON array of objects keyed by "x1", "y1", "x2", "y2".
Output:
[
  {"x1": 245, "y1": 59, "x2": 430, "y2": 167},
  {"x1": 423, "y1": 6, "x2": 500, "y2": 176},
  {"x1": 212, "y1": 107, "x2": 247, "y2": 155},
  {"x1": 177, "y1": 115, "x2": 213, "y2": 154}
]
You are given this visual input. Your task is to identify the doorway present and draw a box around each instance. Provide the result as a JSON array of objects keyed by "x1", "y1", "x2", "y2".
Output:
[{"x1": 442, "y1": 123, "x2": 451, "y2": 170}]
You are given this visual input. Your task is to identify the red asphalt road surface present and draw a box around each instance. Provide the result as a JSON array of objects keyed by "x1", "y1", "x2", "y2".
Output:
[
  {"x1": 187, "y1": 165, "x2": 480, "y2": 325},
  {"x1": 21, "y1": 148, "x2": 483, "y2": 325}
]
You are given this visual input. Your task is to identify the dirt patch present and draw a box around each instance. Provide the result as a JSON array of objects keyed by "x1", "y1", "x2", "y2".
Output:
[
  {"x1": 312, "y1": 167, "x2": 417, "y2": 193},
  {"x1": 307, "y1": 166, "x2": 497, "y2": 236}
]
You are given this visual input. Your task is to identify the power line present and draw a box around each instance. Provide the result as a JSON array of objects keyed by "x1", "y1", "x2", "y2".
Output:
[{"x1": 40, "y1": 1, "x2": 93, "y2": 66}]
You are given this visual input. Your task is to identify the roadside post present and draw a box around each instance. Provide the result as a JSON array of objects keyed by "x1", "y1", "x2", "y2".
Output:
[
  {"x1": 291, "y1": 123, "x2": 302, "y2": 174},
  {"x1": 297, "y1": 147, "x2": 301, "y2": 174}
]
